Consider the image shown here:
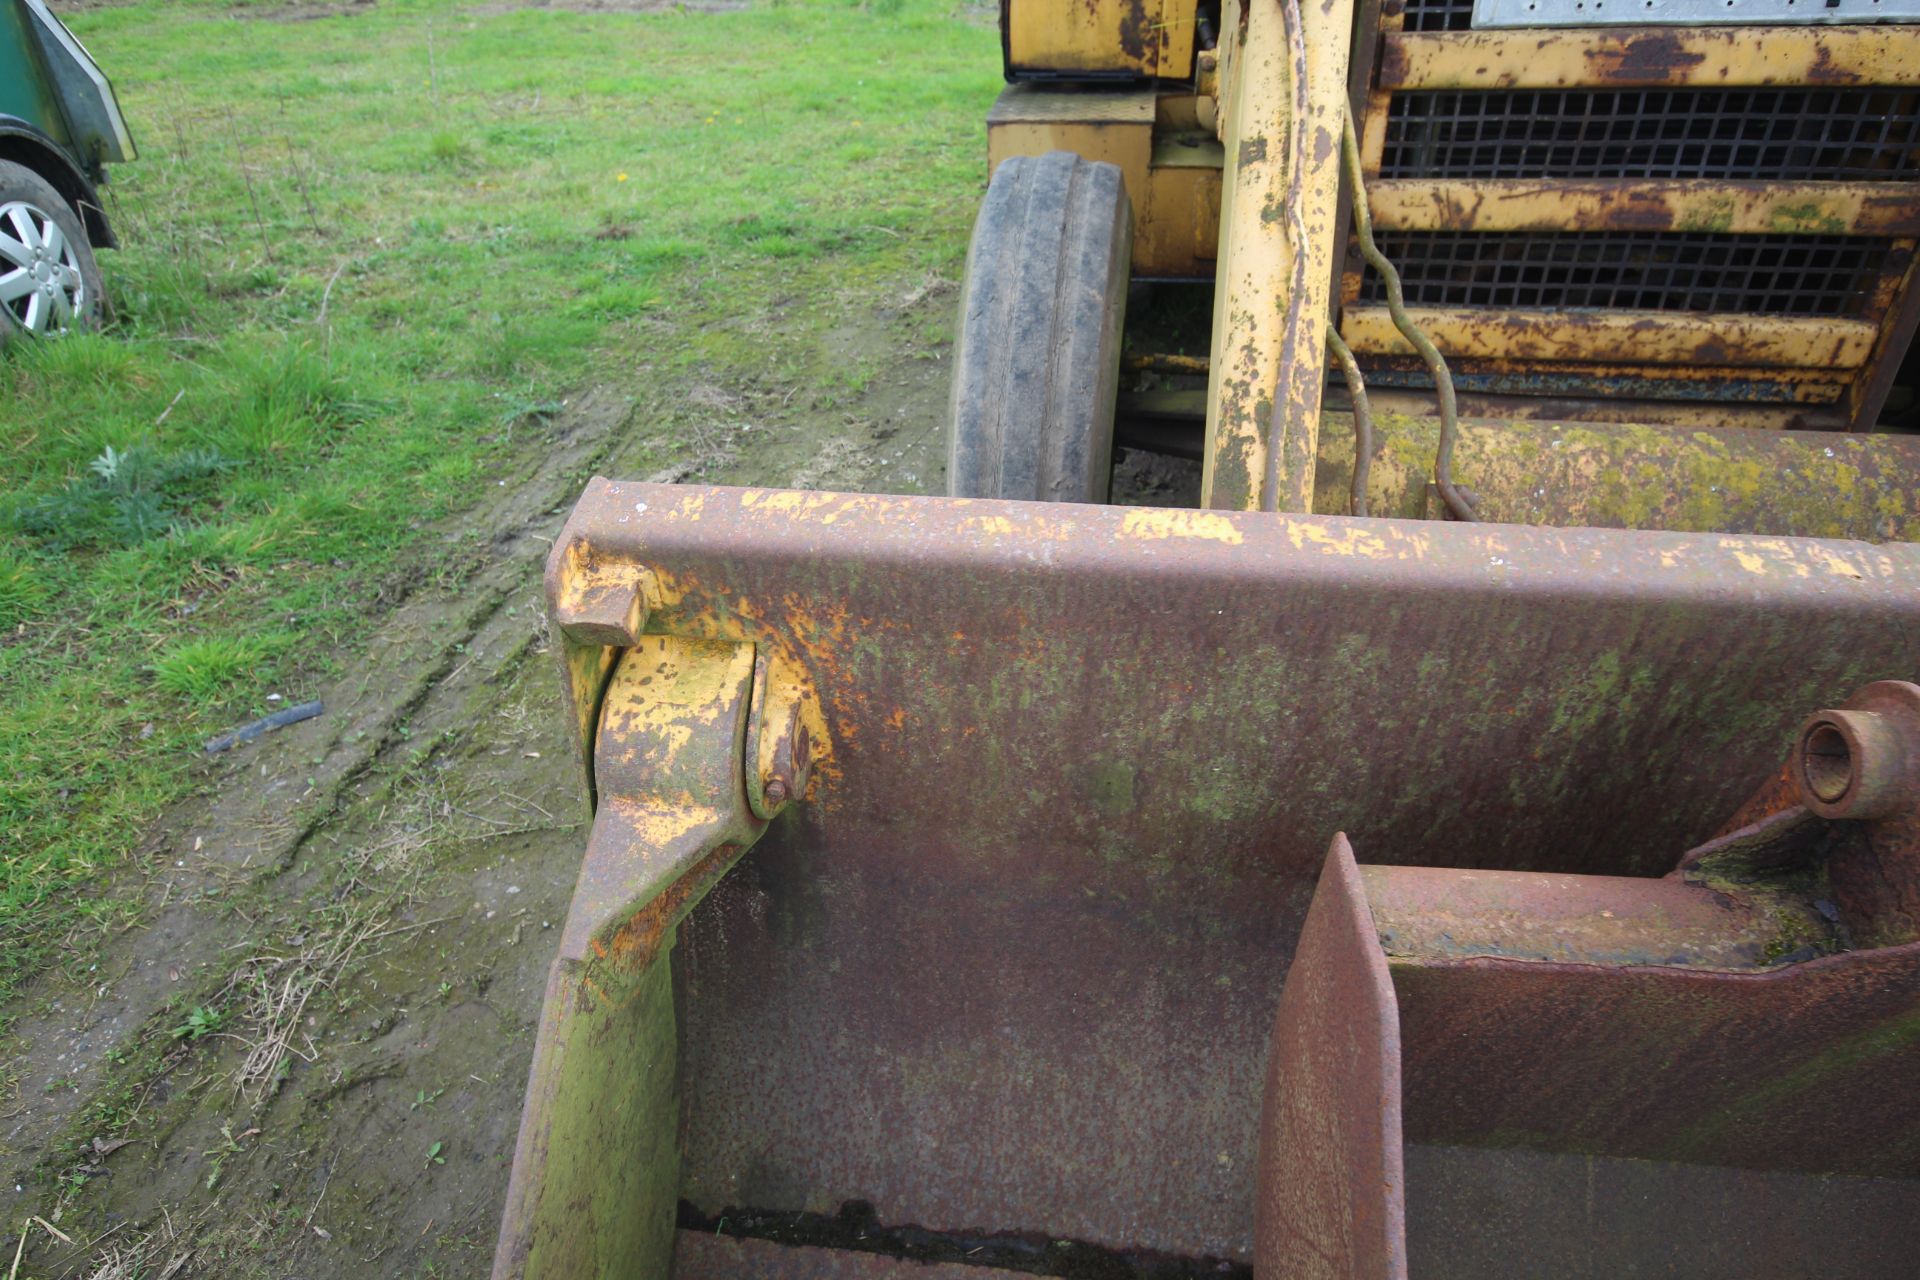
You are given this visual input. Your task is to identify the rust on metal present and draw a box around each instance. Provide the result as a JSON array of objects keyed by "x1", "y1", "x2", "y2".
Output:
[
  {"x1": 1393, "y1": 943, "x2": 1920, "y2": 1178},
  {"x1": 548, "y1": 532, "x2": 657, "y2": 648},
  {"x1": 1349, "y1": 352, "x2": 1852, "y2": 404},
  {"x1": 1256, "y1": 833, "x2": 1408, "y2": 1280},
  {"x1": 1362, "y1": 865, "x2": 1812, "y2": 970},
  {"x1": 1365, "y1": 179, "x2": 1920, "y2": 237},
  {"x1": 1122, "y1": 351, "x2": 1210, "y2": 376},
  {"x1": 514, "y1": 480, "x2": 1920, "y2": 1274},
  {"x1": 1403, "y1": 1142, "x2": 1920, "y2": 1278},
  {"x1": 544, "y1": 533, "x2": 650, "y2": 801},
  {"x1": 1378, "y1": 27, "x2": 1920, "y2": 90},
  {"x1": 1351, "y1": 13, "x2": 1920, "y2": 424},
  {"x1": 1792, "y1": 681, "x2": 1920, "y2": 948},
  {"x1": 495, "y1": 633, "x2": 770, "y2": 1280},
  {"x1": 1340, "y1": 386, "x2": 1844, "y2": 430},
  {"x1": 674, "y1": 1233, "x2": 1032, "y2": 1278},
  {"x1": 1266, "y1": 690, "x2": 1920, "y2": 1270},
  {"x1": 745, "y1": 648, "x2": 824, "y2": 820},
  {"x1": 1848, "y1": 248, "x2": 1920, "y2": 430},
  {"x1": 1003, "y1": 0, "x2": 1195, "y2": 78},
  {"x1": 516, "y1": 480, "x2": 1920, "y2": 1269}
]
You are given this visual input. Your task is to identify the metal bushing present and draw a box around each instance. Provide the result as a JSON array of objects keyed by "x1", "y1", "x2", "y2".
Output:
[{"x1": 1793, "y1": 682, "x2": 1920, "y2": 821}]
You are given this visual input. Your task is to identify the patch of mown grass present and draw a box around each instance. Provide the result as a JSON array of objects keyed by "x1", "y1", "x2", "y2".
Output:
[{"x1": 0, "y1": 0, "x2": 992, "y2": 1014}]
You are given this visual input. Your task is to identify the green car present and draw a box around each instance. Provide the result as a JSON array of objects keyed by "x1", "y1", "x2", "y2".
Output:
[{"x1": 0, "y1": 0, "x2": 133, "y2": 340}]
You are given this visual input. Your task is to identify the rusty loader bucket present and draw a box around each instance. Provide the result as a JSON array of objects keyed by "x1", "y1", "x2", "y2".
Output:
[{"x1": 494, "y1": 483, "x2": 1920, "y2": 1278}]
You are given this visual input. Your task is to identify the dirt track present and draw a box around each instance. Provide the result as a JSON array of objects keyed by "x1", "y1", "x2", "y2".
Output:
[{"x1": 1, "y1": 280, "x2": 960, "y2": 1276}]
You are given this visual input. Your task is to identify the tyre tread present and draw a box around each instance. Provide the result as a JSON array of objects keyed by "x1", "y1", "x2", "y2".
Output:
[{"x1": 948, "y1": 152, "x2": 1131, "y2": 503}]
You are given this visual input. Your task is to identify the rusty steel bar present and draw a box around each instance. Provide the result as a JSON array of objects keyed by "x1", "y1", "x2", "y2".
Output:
[
  {"x1": 1378, "y1": 26, "x2": 1920, "y2": 90},
  {"x1": 1345, "y1": 387, "x2": 1842, "y2": 430},
  {"x1": 1343, "y1": 307, "x2": 1880, "y2": 370},
  {"x1": 1312, "y1": 409, "x2": 1920, "y2": 541},
  {"x1": 1366, "y1": 178, "x2": 1920, "y2": 237},
  {"x1": 1849, "y1": 247, "x2": 1920, "y2": 430},
  {"x1": 1122, "y1": 351, "x2": 1210, "y2": 376},
  {"x1": 1350, "y1": 355, "x2": 1852, "y2": 406}
]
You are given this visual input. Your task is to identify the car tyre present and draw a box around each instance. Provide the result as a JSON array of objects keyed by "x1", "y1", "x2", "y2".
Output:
[{"x1": 0, "y1": 158, "x2": 104, "y2": 344}]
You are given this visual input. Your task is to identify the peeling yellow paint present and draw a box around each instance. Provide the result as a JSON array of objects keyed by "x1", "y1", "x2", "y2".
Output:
[
  {"x1": 1718, "y1": 538, "x2": 1878, "y2": 580},
  {"x1": 1814, "y1": 550, "x2": 1867, "y2": 580},
  {"x1": 1119, "y1": 508, "x2": 1247, "y2": 544},
  {"x1": 962, "y1": 515, "x2": 1019, "y2": 537},
  {"x1": 1283, "y1": 519, "x2": 1392, "y2": 559},
  {"x1": 1343, "y1": 306, "x2": 1877, "y2": 369},
  {"x1": 739, "y1": 489, "x2": 844, "y2": 518}
]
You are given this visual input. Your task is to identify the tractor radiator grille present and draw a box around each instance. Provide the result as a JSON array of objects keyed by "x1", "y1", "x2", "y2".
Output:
[
  {"x1": 1381, "y1": 88, "x2": 1920, "y2": 182},
  {"x1": 1356, "y1": 231, "x2": 1893, "y2": 315},
  {"x1": 1397, "y1": 0, "x2": 1477, "y2": 30}
]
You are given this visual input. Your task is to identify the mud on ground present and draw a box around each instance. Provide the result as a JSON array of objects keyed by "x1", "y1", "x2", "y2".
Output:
[
  {"x1": 0, "y1": 276, "x2": 970, "y2": 1277},
  {"x1": 1, "y1": 256, "x2": 1198, "y2": 1274}
]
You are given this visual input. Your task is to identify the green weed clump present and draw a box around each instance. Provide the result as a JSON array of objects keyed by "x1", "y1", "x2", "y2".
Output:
[
  {"x1": 170, "y1": 1004, "x2": 227, "y2": 1041},
  {"x1": 150, "y1": 634, "x2": 282, "y2": 700},
  {"x1": 7, "y1": 444, "x2": 236, "y2": 550}
]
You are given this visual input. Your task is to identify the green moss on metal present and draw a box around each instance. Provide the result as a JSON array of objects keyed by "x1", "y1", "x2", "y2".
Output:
[
  {"x1": 1312, "y1": 409, "x2": 1920, "y2": 542},
  {"x1": 1087, "y1": 760, "x2": 1137, "y2": 816},
  {"x1": 1769, "y1": 201, "x2": 1848, "y2": 236},
  {"x1": 513, "y1": 954, "x2": 683, "y2": 1279},
  {"x1": 1544, "y1": 652, "x2": 1654, "y2": 744},
  {"x1": 1683, "y1": 850, "x2": 1839, "y2": 966},
  {"x1": 1675, "y1": 198, "x2": 1736, "y2": 233}
]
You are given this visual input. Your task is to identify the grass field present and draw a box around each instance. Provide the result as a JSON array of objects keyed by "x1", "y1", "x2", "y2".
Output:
[{"x1": 0, "y1": 0, "x2": 991, "y2": 1016}]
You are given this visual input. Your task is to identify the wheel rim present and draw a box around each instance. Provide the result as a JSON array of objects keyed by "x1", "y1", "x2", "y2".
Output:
[{"x1": 0, "y1": 200, "x2": 87, "y2": 336}]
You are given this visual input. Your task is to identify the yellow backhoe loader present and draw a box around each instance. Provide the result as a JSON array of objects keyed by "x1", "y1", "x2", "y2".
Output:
[{"x1": 491, "y1": 4, "x2": 1920, "y2": 1277}]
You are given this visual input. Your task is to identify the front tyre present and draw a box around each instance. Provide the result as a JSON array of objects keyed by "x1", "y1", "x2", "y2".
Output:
[{"x1": 947, "y1": 151, "x2": 1132, "y2": 503}]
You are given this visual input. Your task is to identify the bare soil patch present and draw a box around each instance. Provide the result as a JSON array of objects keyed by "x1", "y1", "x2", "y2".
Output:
[{"x1": 231, "y1": 0, "x2": 377, "y2": 20}]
